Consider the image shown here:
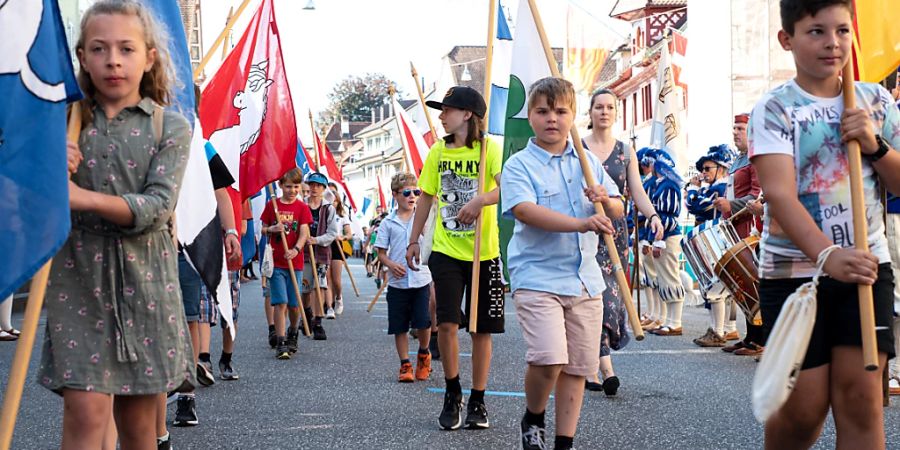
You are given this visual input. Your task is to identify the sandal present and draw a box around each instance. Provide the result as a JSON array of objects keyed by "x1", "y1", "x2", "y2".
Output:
[
  {"x1": 0, "y1": 330, "x2": 18, "y2": 341},
  {"x1": 3, "y1": 328, "x2": 20, "y2": 337},
  {"x1": 650, "y1": 326, "x2": 682, "y2": 336}
]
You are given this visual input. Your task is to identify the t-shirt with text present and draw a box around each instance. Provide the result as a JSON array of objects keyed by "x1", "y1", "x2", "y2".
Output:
[
  {"x1": 418, "y1": 138, "x2": 502, "y2": 261},
  {"x1": 748, "y1": 79, "x2": 900, "y2": 279},
  {"x1": 260, "y1": 199, "x2": 313, "y2": 270}
]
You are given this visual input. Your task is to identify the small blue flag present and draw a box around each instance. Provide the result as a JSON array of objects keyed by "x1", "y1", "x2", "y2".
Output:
[
  {"x1": 296, "y1": 140, "x2": 312, "y2": 175},
  {"x1": 362, "y1": 197, "x2": 372, "y2": 215},
  {"x1": 0, "y1": 0, "x2": 82, "y2": 301}
]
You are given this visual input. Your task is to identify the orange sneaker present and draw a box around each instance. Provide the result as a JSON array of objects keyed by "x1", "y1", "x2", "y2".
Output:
[
  {"x1": 415, "y1": 352, "x2": 432, "y2": 381},
  {"x1": 398, "y1": 361, "x2": 414, "y2": 383}
]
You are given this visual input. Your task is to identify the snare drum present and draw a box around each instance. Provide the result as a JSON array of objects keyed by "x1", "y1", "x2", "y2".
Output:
[
  {"x1": 714, "y1": 236, "x2": 762, "y2": 325},
  {"x1": 682, "y1": 220, "x2": 739, "y2": 298}
]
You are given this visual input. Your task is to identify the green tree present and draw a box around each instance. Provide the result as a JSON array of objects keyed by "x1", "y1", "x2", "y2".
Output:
[{"x1": 318, "y1": 73, "x2": 400, "y2": 125}]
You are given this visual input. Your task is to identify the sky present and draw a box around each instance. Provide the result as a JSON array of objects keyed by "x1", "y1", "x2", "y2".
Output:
[{"x1": 199, "y1": 0, "x2": 623, "y2": 143}]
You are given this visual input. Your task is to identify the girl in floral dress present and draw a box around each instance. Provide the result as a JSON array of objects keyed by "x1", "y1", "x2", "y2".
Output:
[{"x1": 40, "y1": 1, "x2": 194, "y2": 448}]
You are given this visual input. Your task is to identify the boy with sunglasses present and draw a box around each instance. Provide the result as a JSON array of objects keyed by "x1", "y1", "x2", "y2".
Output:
[
  {"x1": 375, "y1": 173, "x2": 434, "y2": 382},
  {"x1": 686, "y1": 145, "x2": 735, "y2": 347}
]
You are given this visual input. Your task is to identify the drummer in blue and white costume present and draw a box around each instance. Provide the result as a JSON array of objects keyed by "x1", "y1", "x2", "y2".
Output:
[
  {"x1": 640, "y1": 148, "x2": 686, "y2": 337},
  {"x1": 686, "y1": 145, "x2": 735, "y2": 347},
  {"x1": 635, "y1": 148, "x2": 664, "y2": 331}
]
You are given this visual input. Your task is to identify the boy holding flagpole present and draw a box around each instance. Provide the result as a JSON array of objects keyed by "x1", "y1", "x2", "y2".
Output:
[
  {"x1": 502, "y1": 77, "x2": 623, "y2": 450},
  {"x1": 750, "y1": 0, "x2": 900, "y2": 447}
]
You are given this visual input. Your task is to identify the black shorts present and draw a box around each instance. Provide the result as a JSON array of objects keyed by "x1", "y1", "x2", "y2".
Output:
[
  {"x1": 428, "y1": 252, "x2": 505, "y2": 334},
  {"x1": 759, "y1": 263, "x2": 896, "y2": 370},
  {"x1": 386, "y1": 285, "x2": 431, "y2": 334},
  {"x1": 330, "y1": 242, "x2": 344, "y2": 261}
]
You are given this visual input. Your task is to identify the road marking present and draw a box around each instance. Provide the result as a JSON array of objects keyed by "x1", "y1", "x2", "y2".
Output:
[
  {"x1": 614, "y1": 349, "x2": 721, "y2": 355},
  {"x1": 428, "y1": 387, "x2": 551, "y2": 399},
  {"x1": 371, "y1": 314, "x2": 388, "y2": 319},
  {"x1": 409, "y1": 351, "x2": 470, "y2": 357}
]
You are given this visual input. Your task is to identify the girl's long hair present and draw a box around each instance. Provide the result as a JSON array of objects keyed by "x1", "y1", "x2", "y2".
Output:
[
  {"x1": 443, "y1": 114, "x2": 484, "y2": 149},
  {"x1": 75, "y1": 0, "x2": 177, "y2": 125}
]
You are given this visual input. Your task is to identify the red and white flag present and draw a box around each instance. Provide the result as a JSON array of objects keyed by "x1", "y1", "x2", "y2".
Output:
[
  {"x1": 199, "y1": 0, "x2": 297, "y2": 201},
  {"x1": 377, "y1": 176, "x2": 387, "y2": 210},
  {"x1": 669, "y1": 29, "x2": 688, "y2": 106},
  {"x1": 392, "y1": 97, "x2": 428, "y2": 176},
  {"x1": 314, "y1": 132, "x2": 358, "y2": 210}
]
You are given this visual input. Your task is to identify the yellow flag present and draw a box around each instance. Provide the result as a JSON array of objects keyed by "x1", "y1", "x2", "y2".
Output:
[{"x1": 852, "y1": 0, "x2": 900, "y2": 82}]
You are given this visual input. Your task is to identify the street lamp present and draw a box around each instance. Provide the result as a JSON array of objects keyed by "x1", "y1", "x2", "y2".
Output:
[{"x1": 303, "y1": 0, "x2": 316, "y2": 10}]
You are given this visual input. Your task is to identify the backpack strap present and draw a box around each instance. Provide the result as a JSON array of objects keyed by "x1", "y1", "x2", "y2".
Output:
[{"x1": 151, "y1": 105, "x2": 165, "y2": 147}]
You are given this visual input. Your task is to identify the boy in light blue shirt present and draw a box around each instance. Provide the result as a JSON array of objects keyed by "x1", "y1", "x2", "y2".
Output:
[
  {"x1": 501, "y1": 77, "x2": 623, "y2": 450},
  {"x1": 375, "y1": 172, "x2": 434, "y2": 383}
]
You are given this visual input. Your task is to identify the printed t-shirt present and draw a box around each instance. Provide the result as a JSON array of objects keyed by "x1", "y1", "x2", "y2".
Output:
[
  {"x1": 748, "y1": 79, "x2": 900, "y2": 279},
  {"x1": 260, "y1": 199, "x2": 313, "y2": 270},
  {"x1": 418, "y1": 138, "x2": 502, "y2": 261}
]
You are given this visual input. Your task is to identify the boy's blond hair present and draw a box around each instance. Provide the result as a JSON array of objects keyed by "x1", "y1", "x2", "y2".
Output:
[
  {"x1": 391, "y1": 172, "x2": 418, "y2": 192},
  {"x1": 527, "y1": 77, "x2": 576, "y2": 113},
  {"x1": 280, "y1": 168, "x2": 304, "y2": 185}
]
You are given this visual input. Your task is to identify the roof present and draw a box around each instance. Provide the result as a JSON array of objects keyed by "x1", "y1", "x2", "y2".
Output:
[
  {"x1": 323, "y1": 121, "x2": 370, "y2": 152},
  {"x1": 445, "y1": 45, "x2": 563, "y2": 93},
  {"x1": 354, "y1": 100, "x2": 420, "y2": 137},
  {"x1": 610, "y1": 0, "x2": 686, "y2": 21}
]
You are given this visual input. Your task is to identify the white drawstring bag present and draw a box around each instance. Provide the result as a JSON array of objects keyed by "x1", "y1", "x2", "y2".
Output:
[
  {"x1": 261, "y1": 242, "x2": 274, "y2": 278},
  {"x1": 419, "y1": 202, "x2": 437, "y2": 265},
  {"x1": 752, "y1": 245, "x2": 840, "y2": 422}
]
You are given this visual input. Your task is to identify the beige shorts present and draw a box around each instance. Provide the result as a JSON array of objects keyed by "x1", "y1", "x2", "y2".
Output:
[{"x1": 513, "y1": 288, "x2": 603, "y2": 376}]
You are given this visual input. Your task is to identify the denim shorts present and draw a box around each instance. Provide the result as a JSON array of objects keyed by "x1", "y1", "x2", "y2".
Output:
[
  {"x1": 270, "y1": 267, "x2": 302, "y2": 308},
  {"x1": 178, "y1": 252, "x2": 202, "y2": 322},
  {"x1": 386, "y1": 285, "x2": 432, "y2": 334}
]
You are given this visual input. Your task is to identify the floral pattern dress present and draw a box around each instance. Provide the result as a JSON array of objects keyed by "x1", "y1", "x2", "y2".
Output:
[
  {"x1": 38, "y1": 99, "x2": 195, "y2": 395},
  {"x1": 585, "y1": 140, "x2": 631, "y2": 356}
]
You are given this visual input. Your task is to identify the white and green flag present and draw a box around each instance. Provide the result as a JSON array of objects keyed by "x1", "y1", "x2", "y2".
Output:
[{"x1": 501, "y1": 0, "x2": 553, "y2": 164}]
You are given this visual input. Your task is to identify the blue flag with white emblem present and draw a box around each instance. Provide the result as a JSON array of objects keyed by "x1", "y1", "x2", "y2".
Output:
[{"x1": 0, "y1": 0, "x2": 82, "y2": 301}]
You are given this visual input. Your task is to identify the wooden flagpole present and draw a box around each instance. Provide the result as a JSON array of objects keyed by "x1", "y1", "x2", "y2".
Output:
[
  {"x1": 526, "y1": 0, "x2": 644, "y2": 340},
  {"x1": 0, "y1": 103, "x2": 82, "y2": 450},
  {"x1": 194, "y1": 0, "x2": 253, "y2": 80},
  {"x1": 337, "y1": 248, "x2": 360, "y2": 297},
  {"x1": 633, "y1": 207, "x2": 641, "y2": 318},
  {"x1": 265, "y1": 185, "x2": 311, "y2": 336},
  {"x1": 307, "y1": 242, "x2": 326, "y2": 316},
  {"x1": 389, "y1": 84, "x2": 413, "y2": 173},
  {"x1": 841, "y1": 62, "x2": 878, "y2": 371},
  {"x1": 410, "y1": 62, "x2": 439, "y2": 142},
  {"x1": 468, "y1": 0, "x2": 497, "y2": 334},
  {"x1": 220, "y1": 7, "x2": 234, "y2": 62},
  {"x1": 367, "y1": 272, "x2": 389, "y2": 313},
  {"x1": 309, "y1": 110, "x2": 320, "y2": 169}
]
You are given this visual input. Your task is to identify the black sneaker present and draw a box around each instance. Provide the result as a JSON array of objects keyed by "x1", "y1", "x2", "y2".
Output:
[
  {"x1": 438, "y1": 391, "x2": 464, "y2": 430},
  {"x1": 275, "y1": 338, "x2": 291, "y2": 359},
  {"x1": 287, "y1": 328, "x2": 299, "y2": 353},
  {"x1": 156, "y1": 434, "x2": 171, "y2": 450},
  {"x1": 268, "y1": 328, "x2": 277, "y2": 349},
  {"x1": 465, "y1": 399, "x2": 490, "y2": 429},
  {"x1": 313, "y1": 322, "x2": 327, "y2": 341},
  {"x1": 173, "y1": 395, "x2": 198, "y2": 427},
  {"x1": 196, "y1": 362, "x2": 215, "y2": 387},
  {"x1": 219, "y1": 360, "x2": 239, "y2": 381},
  {"x1": 520, "y1": 416, "x2": 547, "y2": 450}
]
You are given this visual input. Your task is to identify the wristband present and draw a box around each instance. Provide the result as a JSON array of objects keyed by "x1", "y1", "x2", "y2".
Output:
[
  {"x1": 225, "y1": 228, "x2": 239, "y2": 237},
  {"x1": 407, "y1": 242, "x2": 420, "y2": 249},
  {"x1": 649, "y1": 214, "x2": 660, "y2": 222},
  {"x1": 867, "y1": 135, "x2": 890, "y2": 162}
]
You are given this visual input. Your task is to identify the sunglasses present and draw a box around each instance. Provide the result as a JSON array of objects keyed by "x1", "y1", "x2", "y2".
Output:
[
  {"x1": 701, "y1": 166, "x2": 718, "y2": 173},
  {"x1": 400, "y1": 189, "x2": 421, "y2": 197}
]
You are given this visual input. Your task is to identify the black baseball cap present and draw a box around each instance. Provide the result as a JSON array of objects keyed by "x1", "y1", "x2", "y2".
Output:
[{"x1": 426, "y1": 86, "x2": 487, "y2": 118}]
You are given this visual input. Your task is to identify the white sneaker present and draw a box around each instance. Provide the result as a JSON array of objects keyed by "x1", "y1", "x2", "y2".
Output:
[
  {"x1": 325, "y1": 307, "x2": 336, "y2": 319},
  {"x1": 334, "y1": 297, "x2": 344, "y2": 315}
]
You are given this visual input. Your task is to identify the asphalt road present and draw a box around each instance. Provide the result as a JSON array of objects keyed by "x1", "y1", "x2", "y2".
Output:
[{"x1": 2, "y1": 259, "x2": 898, "y2": 449}]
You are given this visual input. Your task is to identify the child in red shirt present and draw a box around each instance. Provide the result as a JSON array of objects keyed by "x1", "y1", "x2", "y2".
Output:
[{"x1": 260, "y1": 169, "x2": 313, "y2": 359}]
